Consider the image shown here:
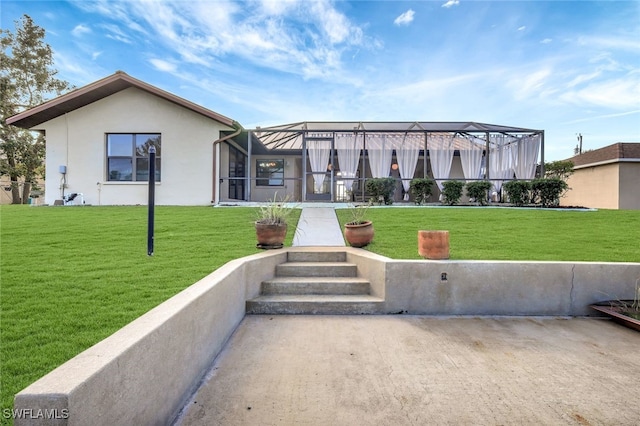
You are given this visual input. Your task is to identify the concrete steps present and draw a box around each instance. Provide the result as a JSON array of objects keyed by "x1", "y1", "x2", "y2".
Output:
[{"x1": 246, "y1": 250, "x2": 384, "y2": 315}]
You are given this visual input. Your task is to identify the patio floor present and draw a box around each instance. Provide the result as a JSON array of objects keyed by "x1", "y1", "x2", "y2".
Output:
[{"x1": 174, "y1": 315, "x2": 640, "y2": 425}]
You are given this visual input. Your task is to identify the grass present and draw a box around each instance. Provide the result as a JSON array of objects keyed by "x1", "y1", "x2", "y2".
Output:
[
  {"x1": 0, "y1": 205, "x2": 299, "y2": 424},
  {"x1": 335, "y1": 206, "x2": 640, "y2": 261},
  {"x1": 1, "y1": 204, "x2": 639, "y2": 423}
]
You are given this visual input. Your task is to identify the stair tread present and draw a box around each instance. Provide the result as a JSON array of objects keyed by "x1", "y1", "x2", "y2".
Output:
[
  {"x1": 249, "y1": 294, "x2": 384, "y2": 302},
  {"x1": 265, "y1": 276, "x2": 369, "y2": 283},
  {"x1": 280, "y1": 261, "x2": 357, "y2": 267}
]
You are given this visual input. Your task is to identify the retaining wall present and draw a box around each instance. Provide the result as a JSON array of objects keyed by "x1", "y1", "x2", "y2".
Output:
[{"x1": 13, "y1": 248, "x2": 640, "y2": 425}]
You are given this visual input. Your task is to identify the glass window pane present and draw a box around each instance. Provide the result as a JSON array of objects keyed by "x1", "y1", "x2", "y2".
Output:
[
  {"x1": 108, "y1": 158, "x2": 132, "y2": 181},
  {"x1": 136, "y1": 158, "x2": 161, "y2": 182},
  {"x1": 256, "y1": 159, "x2": 284, "y2": 186},
  {"x1": 136, "y1": 134, "x2": 161, "y2": 157},
  {"x1": 108, "y1": 134, "x2": 133, "y2": 156}
]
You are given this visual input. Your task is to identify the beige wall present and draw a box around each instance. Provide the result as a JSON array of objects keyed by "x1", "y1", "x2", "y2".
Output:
[
  {"x1": 619, "y1": 162, "x2": 640, "y2": 209},
  {"x1": 38, "y1": 88, "x2": 233, "y2": 206},
  {"x1": 562, "y1": 163, "x2": 620, "y2": 209}
]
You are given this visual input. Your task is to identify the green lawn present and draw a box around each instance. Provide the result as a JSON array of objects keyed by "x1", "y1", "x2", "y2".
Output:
[
  {"x1": 336, "y1": 206, "x2": 640, "y2": 261},
  {"x1": 0, "y1": 205, "x2": 298, "y2": 424},
  {"x1": 1, "y1": 205, "x2": 639, "y2": 423}
]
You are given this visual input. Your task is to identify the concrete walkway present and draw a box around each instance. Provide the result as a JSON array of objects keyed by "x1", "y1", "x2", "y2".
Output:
[
  {"x1": 175, "y1": 316, "x2": 640, "y2": 425},
  {"x1": 293, "y1": 207, "x2": 345, "y2": 246}
]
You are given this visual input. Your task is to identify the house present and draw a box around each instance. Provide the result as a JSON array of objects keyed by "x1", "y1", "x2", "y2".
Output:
[
  {"x1": 561, "y1": 143, "x2": 640, "y2": 210},
  {"x1": 7, "y1": 72, "x2": 545, "y2": 205},
  {"x1": 6, "y1": 71, "x2": 237, "y2": 206}
]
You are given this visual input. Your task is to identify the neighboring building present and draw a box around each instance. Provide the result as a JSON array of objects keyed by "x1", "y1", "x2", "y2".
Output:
[
  {"x1": 561, "y1": 143, "x2": 640, "y2": 210},
  {"x1": 7, "y1": 71, "x2": 545, "y2": 205}
]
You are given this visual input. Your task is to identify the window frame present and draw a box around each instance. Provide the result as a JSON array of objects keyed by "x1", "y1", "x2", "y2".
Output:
[
  {"x1": 256, "y1": 159, "x2": 285, "y2": 187},
  {"x1": 106, "y1": 133, "x2": 161, "y2": 182}
]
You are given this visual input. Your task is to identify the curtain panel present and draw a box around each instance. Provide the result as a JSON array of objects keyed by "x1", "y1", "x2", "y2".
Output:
[
  {"x1": 395, "y1": 133, "x2": 422, "y2": 200},
  {"x1": 335, "y1": 132, "x2": 363, "y2": 193},
  {"x1": 307, "y1": 139, "x2": 330, "y2": 193},
  {"x1": 429, "y1": 133, "x2": 455, "y2": 191},
  {"x1": 367, "y1": 134, "x2": 393, "y2": 178}
]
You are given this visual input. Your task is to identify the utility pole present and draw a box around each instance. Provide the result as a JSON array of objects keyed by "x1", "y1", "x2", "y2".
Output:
[{"x1": 576, "y1": 133, "x2": 583, "y2": 155}]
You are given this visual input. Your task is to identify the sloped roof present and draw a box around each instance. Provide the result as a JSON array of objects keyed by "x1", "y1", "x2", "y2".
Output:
[
  {"x1": 252, "y1": 121, "x2": 542, "y2": 150},
  {"x1": 6, "y1": 71, "x2": 236, "y2": 129},
  {"x1": 570, "y1": 143, "x2": 640, "y2": 167}
]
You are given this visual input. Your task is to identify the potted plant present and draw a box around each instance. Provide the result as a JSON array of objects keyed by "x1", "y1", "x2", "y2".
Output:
[
  {"x1": 343, "y1": 203, "x2": 374, "y2": 248},
  {"x1": 255, "y1": 193, "x2": 295, "y2": 249}
]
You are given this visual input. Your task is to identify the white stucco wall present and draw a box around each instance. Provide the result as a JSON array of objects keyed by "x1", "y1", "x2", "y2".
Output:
[{"x1": 39, "y1": 88, "x2": 233, "y2": 206}]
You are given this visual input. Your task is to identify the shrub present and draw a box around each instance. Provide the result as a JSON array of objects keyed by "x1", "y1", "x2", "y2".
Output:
[
  {"x1": 441, "y1": 180, "x2": 465, "y2": 205},
  {"x1": 531, "y1": 178, "x2": 568, "y2": 207},
  {"x1": 465, "y1": 181, "x2": 493, "y2": 206},
  {"x1": 365, "y1": 177, "x2": 397, "y2": 205},
  {"x1": 503, "y1": 180, "x2": 531, "y2": 206},
  {"x1": 409, "y1": 178, "x2": 434, "y2": 205}
]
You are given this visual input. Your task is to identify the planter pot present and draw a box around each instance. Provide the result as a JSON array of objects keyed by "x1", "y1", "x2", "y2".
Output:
[
  {"x1": 418, "y1": 230, "x2": 450, "y2": 260},
  {"x1": 255, "y1": 222, "x2": 287, "y2": 249},
  {"x1": 590, "y1": 301, "x2": 640, "y2": 332},
  {"x1": 344, "y1": 221, "x2": 374, "y2": 248}
]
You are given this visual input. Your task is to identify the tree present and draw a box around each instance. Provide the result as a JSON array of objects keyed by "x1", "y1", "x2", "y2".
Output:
[
  {"x1": 1, "y1": 15, "x2": 72, "y2": 204},
  {"x1": 544, "y1": 160, "x2": 574, "y2": 182}
]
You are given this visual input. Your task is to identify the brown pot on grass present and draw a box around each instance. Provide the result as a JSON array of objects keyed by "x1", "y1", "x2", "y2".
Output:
[
  {"x1": 344, "y1": 221, "x2": 374, "y2": 248},
  {"x1": 255, "y1": 222, "x2": 287, "y2": 249},
  {"x1": 418, "y1": 230, "x2": 450, "y2": 260}
]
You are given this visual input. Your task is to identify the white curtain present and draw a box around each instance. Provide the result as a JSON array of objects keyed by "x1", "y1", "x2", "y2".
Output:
[
  {"x1": 428, "y1": 133, "x2": 455, "y2": 191},
  {"x1": 459, "y1": 136, "x2": 484, "y2": 182},
  {"x1": 489, "y1": 135, "x2": 515, "y2": 194},
  {"x1": 367, "y1": 134, "x2": 393, "y2": 178},
  {"x1": 307, "y1": 139, "x2": 330, "y2": 193},
  {"x1": 335, "y1": 132, "x2": 363, "y2": 193},
  {"x1": 514, "y1": 135, "x2": 541, "y2": 179},
  {"x1": 396, "y1": 133, "x2": 422, "y2": 200}
]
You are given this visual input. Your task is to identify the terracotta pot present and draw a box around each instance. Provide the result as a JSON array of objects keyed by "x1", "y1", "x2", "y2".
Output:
[
  {"x1": 344, "y1": 221, "x2": 374, "y2": 248},
  {"x1": 255, "y1": 222, "x2": 287, "y2": 249},
  {"x1": 418, "y1": 230, "x2": 449, "y2": 260}
]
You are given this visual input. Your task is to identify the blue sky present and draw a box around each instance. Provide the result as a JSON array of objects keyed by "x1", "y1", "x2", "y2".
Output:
[{"x1": 2, "y1": 0, "x2": 639, "y2": 160}]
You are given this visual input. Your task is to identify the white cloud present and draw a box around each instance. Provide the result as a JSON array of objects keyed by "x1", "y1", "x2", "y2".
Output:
[
  {"x1": 541, "y1": 38, "x2": 552, "y2": 44},
  {"x1": 71, "y1": 24, "x2": 91, "y2": 37},
  {"x1": 394, "y1": 9, "x2": 415, "y2": 26},
  {"x1": 149, "y1": 59, "x2": 177, "y2": 73},
  {"x1": 442, "y1": 1, "x2": 460, "y2": 9},
  {"x1": 91, "y1": 51, "x2": 102, "y2": 61},
  {"x1": 559, "y1": 77, "x2": 640, "y2": 110},
  {"x1": 518, "y1": 26, "x2": 526, "y2": 31}
]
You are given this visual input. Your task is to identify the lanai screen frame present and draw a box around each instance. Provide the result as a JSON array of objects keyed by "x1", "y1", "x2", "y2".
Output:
[{"x1": 242, "y1": 121, "x2": 544, "y2": 202}]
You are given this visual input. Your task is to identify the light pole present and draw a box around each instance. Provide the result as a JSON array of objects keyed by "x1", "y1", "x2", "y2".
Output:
[{"x1": 147, "y1": 145, "x2": 156, "y2": 256}]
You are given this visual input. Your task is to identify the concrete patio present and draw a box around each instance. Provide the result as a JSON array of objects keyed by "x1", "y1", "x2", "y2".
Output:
[{"x1": 175, "y1": 315, "x2": 640, "y2": 425}]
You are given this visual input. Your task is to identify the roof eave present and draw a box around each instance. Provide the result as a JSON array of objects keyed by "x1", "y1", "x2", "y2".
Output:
[{"x1": 6, "y1": 71, "x2": 235, "y2": 129}]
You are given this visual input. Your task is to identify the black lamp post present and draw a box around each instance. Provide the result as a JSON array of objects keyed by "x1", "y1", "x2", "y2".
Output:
[{"x1": 147, "y1": 145, "x2": 156, "y2": 256}]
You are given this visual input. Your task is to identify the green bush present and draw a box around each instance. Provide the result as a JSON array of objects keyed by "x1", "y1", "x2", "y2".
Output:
[
  {"x1": 441, "y1": 180, "x2": 465, "y2": 205},
  {"x1": 365, "y1": 177, "x2": 396, "y2": 205},
  {"x1": 503, "y1": 180, "x2": 531, "y2": 206},
  {"x1": 409, "y1": 178, "x2": 434, "y2": 205},
  {"x1": 465, "y1": 181, "x2": 493, "y2": 205},
  {"x1": 531, "y1": 178, "x2": 569, "y2": 207}
]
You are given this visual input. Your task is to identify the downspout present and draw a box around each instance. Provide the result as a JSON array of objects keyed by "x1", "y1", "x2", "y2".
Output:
[{"x1": 212, "y1": 122, "x2": 243, "y2": 205}]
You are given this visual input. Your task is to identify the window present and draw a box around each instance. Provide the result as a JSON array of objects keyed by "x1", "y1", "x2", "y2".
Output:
[
  {"x1": 229, "y1": 145, "x2": 246, "y2": 199},
  {"x1": 107, "y1": 134, "x2": 161, "y2": 181},
  {"x1": 256, "y1": 159, "x2": 284, "y2": 186}
]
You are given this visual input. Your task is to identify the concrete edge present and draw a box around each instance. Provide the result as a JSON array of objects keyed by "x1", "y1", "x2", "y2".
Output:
[{"x1": 12, "y1": 248, "x2": 640, "y2": 425}]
